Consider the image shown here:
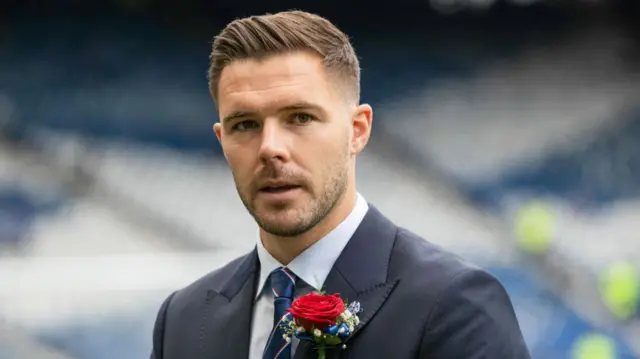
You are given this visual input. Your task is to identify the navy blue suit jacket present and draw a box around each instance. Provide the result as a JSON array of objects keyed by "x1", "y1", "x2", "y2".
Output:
[{"x1": 150, "y1": 205, "x2": 531, "y2": 358}]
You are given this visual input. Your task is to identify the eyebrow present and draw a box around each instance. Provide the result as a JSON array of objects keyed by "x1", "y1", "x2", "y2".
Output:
[
  {"x1": 222, "y1": 111, "x2": 254, "y2": 123},
  {"x1": 221, "y1": 101, "x2": 325, "y2": 123}
]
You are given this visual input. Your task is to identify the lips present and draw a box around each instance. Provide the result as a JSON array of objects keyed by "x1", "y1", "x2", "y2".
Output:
[{"x1": 260, "y1": 185, "x2": 301, "y2": 193}]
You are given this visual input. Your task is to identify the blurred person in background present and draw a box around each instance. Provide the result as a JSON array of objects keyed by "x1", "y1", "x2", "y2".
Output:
[{"x1": 149, "y1": 10, "x2": 530, "y2": 359}]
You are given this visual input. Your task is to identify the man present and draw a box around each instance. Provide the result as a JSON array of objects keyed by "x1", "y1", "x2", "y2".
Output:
[{"x1": 150, "y1": 10, "x2": 531, "y2": 359}]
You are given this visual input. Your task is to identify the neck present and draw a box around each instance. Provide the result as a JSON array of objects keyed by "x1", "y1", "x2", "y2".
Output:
[{"x1": 261, "y1": 188, "x2": 357, "y2": 265}]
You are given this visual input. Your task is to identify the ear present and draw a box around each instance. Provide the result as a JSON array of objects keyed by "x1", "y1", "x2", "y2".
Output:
[
  {"x1": 350, "y1": 104, "x2": 373, "y2": 155},
  {"x1": 213, "y1": 122, "x2": 231, "y2": 162},
  {"x1": 213, "y1": 122, "x2": 223, "y2": 143}
]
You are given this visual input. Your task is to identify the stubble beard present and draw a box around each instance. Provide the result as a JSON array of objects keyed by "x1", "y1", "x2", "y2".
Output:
[{"x1": 235, "y1": 157, "x2": 350, "y2": 238}]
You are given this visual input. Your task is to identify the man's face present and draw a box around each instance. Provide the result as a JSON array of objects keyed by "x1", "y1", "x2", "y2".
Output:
[{"x1": 214, "y1": 52, "x2": 370, "y2": 237}]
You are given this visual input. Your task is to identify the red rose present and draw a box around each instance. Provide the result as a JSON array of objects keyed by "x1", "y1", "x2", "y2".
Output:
[{"x1": 288, "y1": 292, "x2": 345, "y2": 331}]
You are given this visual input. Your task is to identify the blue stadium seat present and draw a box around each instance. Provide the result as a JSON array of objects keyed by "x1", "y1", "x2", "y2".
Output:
[
  {"x1": 0, "y1": 188, "x2": 66, "y2": 248},
  {"x1": 488, "y1": 266, "x2": 637, "y2": 359},
  {"x1": 0, "y1": 190, "x2": 37, "y2": 247},
  {"x1": 467, "y1": 109, "x2": 640, "y2": 210},
  {"x1": 36, "y1": 314, "x2": 154, "y2": 359}
]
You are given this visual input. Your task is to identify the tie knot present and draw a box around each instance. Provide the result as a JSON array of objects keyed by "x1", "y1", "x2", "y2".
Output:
[{"x1": 269, "y1": 267, "x2": 296, "y2": 300}]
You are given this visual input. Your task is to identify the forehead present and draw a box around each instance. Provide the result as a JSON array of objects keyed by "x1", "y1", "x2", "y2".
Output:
[{"x1": 217, "y1": 52, "x2": 338, "y2": 115}]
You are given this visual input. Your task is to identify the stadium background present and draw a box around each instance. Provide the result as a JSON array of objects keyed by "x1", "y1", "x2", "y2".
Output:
[{"x1": 1, "y1": 0, "x2": 639, "y2": 358}]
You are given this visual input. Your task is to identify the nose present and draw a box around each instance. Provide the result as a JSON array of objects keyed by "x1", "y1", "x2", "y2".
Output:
[{"x1": 258, "y1": 119, "x2": 290, "y2": 163}]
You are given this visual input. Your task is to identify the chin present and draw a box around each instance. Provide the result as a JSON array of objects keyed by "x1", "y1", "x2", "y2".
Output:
[
  {"x1": 256, "y1": 214, "x2": 314, "y2": 237},
  {"x1": 261, "y1": 223, "x2": 310, "y2": 237}
]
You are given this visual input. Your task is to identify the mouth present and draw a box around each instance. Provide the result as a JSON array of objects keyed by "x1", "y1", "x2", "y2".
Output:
[{"x1": 259, "y1": 184, "x2": 302, "y2": 193}]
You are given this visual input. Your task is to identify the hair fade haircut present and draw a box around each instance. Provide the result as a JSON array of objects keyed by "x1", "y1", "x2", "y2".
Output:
[{"x1": 208, "y1": 10, "x2": 361, "y2": 105}]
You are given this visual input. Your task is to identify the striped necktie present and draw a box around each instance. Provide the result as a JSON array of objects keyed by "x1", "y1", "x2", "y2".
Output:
[{"x1": 263, "y1": 267, "x2": 297, "y2": 359}]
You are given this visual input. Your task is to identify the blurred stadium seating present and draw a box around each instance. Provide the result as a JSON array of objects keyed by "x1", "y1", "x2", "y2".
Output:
[{"x1": 1, "y1": 1, "x2": 639, "y2": 358}]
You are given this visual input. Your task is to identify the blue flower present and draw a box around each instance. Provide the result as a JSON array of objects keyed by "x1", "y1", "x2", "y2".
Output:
[
  {"x1": 337, "y1": 323, "x2": 351, "y2": 338},
  {"x1": 324, "y1": 325, "x2": 339, "y2": 336},
  {"x1": 348, "y1": 301, "x2": 362, "y2": 315}
]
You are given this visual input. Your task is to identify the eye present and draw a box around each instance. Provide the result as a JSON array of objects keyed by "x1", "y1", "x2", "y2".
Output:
[
  {"x1": 292, "y1": 113, "x2": 314, "y2": 124},
  {"x1": 231, "y1": 120, "x2": 259, "y2": 131}
]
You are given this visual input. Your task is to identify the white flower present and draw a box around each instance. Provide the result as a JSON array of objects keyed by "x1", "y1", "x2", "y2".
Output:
[
  {"x1": 341, "y1": 310, "x2": 352, "y2": 320},
  {"x1": 285, "y1": 336, "x2": 291, "y2": 343},
  {"x1": 296, "y1": 326, "x2": 306, "y2": 333},
  {"x1": 313, "y1": 328, "x2": 322, "y2": 337},
  {"x1": 348, "y1": 324, "x2": 354, "y2": 333},
  {"x1": 354, "y1": 316, "x2": 360, "y2": 325}
]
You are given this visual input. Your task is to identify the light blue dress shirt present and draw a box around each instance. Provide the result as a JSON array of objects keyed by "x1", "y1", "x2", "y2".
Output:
[{"x1": 248, "y1": 193, "x2": 369, "y2": 359}]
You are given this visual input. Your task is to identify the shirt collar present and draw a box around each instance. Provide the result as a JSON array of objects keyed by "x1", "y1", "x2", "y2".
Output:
[{"x1": 255, "y1": 192, "x2": 369, "y2": 299}]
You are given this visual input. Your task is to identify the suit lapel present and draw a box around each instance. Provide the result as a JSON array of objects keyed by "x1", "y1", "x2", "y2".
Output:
[
  {"x1": 294, "y1": 206, "x2": 400, "y2": 359},
  {"x1": 198, "y1": 250, "x2": 259, "y2": 359}
]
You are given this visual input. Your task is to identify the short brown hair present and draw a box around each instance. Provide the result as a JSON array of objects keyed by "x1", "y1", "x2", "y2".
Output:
[{"x1": 208, "y1": 10, "x2": 360, "y2": 104}]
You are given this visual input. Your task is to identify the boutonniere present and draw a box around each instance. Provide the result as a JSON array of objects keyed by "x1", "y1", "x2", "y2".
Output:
[{"x1": 280, "y1": 292, "x2": 363, "y2": 359}]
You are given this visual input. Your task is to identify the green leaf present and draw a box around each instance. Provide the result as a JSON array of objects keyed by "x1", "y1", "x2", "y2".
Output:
[{"x1": 324, "y1": 336, "x2": 343, "y2": 346}]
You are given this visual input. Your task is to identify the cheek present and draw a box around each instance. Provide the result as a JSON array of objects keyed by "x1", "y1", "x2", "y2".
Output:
[
  {"x1": 224, "y1": 148, "x2": 254, "y2": 181},
  {"x1": 301, "y1": 139, "x2": 340, "y2": 168},
  {"x1": 310, "y1": 128, "x2": 348, "y2": 154}
]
